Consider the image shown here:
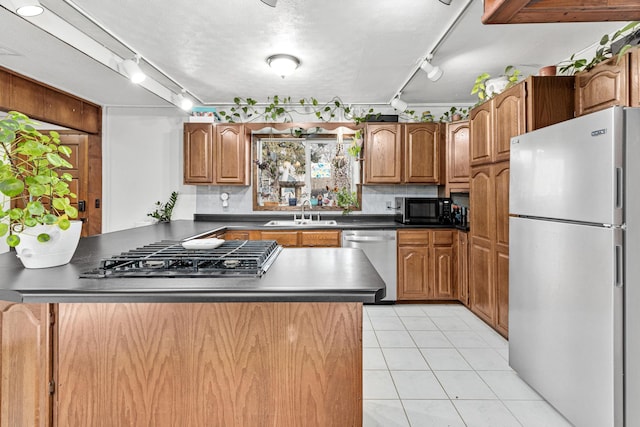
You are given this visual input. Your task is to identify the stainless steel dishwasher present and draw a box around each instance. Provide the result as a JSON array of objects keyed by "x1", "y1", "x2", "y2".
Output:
[{"x1": 341, "y1": 230, "x2": 396, "y2": 302}]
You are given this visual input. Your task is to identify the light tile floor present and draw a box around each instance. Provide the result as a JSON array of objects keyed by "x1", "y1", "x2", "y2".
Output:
[{"x1": 363, "y1": 304, "x2": 573, "y2": 427}]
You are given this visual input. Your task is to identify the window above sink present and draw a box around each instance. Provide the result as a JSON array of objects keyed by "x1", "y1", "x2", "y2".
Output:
[{"x1": 251, "y1": 124, "x2": 362, "y2": 212}]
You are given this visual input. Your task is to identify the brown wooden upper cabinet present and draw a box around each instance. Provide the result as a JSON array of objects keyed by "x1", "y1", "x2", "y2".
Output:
[
  {"x1": 403, "y1": 123, "x2": 441, "y2": 184},
  {"x1": 445, "y1": 120, "x2": 470, "y2": 194},
  {"x1": 364, "y1": 123, "x2": 402, "y2": 184},
  {"x1": 364, "y1": 122, "x2": 442, "y2": 184},
  {"x1": 482, "y1": 0, "x2": 640, "y2": 24},
  {"x1": 469, "y1": 76, "x2": 575, "y2": 167},
  {"x1": 184, "y1": 123, "x2": 214, "y2": 184},
  {"x1": 575, "y1": 48, "x2": 640, "y2": 116},
  {"x1": 183, "y1": 123, "x2": 249, "y2": 185}
]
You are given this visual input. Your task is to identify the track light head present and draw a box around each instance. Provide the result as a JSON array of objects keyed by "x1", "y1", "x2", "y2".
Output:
[
  {"x1": 119, "y1": 58, "x2": 146, "y2": 84},
  {"x1": 420, "y1": 60, "x2": 443, "y2": 81},
  {"x1": 391, "y1": 96, "x2": 408, "y2": 112}
]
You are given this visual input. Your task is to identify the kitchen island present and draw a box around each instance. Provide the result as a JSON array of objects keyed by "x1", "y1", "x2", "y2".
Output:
[{"x1": 0, "y1": 221, "x2": 384, "y2": 427}]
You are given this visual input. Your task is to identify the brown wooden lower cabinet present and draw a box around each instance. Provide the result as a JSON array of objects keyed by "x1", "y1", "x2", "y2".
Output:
[
  {"x1": 0, "y1": 302, "x2": 52, "y2": 427},
  {"x1": 457, "y1": 231, "x2": 469, "y2": 307},
  {"x1": 2, "y1": 302, "x2": 362, "y2": 427},
  {"x1": 225, "y1": 229, "x2": 341, "y2": 248},
  {"x1": 397, "y1": 229, "x2": 457, "y2": 301}
]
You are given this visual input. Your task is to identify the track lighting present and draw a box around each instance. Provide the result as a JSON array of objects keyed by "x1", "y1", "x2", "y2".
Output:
[
  {"x1": 390, "y1": 96, "x2": 408, "y2": 112},
  {"x1": 260, "y1": 0, "x2": 277, "y2": 6},
  {"x1": 173, "y1": 92, "x2": 193, "y2": 111},
  {"x1": 266, "y1": 54, "x2": 300, "y2": 78},
  {"x1": 118, "y1": 57, "x2": 146, "y2": 84},
  {"x1": 13, "y1": 0, "x2": 44, "y2": 16},
  {"x1": 439, "y1": 0, "x2": 452, "y2": 5},
  {"x1": 420, "y1": 60, "x2": 443, "y2": 81}
]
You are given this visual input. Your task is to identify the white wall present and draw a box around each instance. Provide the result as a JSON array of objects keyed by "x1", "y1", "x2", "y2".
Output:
[{"x1": 103, "y1": 107, "x2": 196, "y2": 232}]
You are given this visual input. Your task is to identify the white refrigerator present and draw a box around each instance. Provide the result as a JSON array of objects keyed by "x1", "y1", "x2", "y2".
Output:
[{"x1": 509, "y1": 106, "x2": 640, "y2": 427}]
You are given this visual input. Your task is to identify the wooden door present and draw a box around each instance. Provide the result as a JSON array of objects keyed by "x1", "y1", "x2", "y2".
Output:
[
  {"x1": 431, "y1": 230, "x2": 455, "y2": 299},
  {"x1": 55, "y1": 132, "x2": 89, "y2": 237},
  {"x1": 457, "y1": 231, "x2": 469, "y2": 307},
  {"x1": 0, "y1": 302, "x2": 52, "y2": 427},
  {"x1": 493, "y1": 162, "x2": 510, "y2": 247},
  {"x1": 215, "y1": 124, "x2": 248, "y2": 185},
  {"x1": 469, "y1": 102, "x2": 493, "y2": 166},
  {"x1": 403, "y1": 123, "x2": 440, "y2": 183},
  {"x1": 183, "y1": 123, "x2": 214, "y2": 184},
  {"x1": 364, "y1": 124, "x2": 401, "y2": 183},
  {"x1": 493, "y1": 83, "x2": 525, "y2": 163},
  {"x1": 630, "y1": 48, "x2": 640, "y2": 107},
  {"x1": 446, "y1": 121, "x2": 470, "y2": 184},
  {"x1": 575, "y1": 54, "x2": 629, "y2": 117},
  {"x1": 469, "y1": 166, "x2": 494, "y2": 242}
]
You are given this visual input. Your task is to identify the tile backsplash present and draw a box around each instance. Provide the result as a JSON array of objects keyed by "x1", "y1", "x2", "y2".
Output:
[{"x1": 196, "y1": 185, "x2": 439, "y2": 215}]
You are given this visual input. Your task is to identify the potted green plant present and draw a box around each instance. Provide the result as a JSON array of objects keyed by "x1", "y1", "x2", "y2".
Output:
[
  {"x1": 147, "y1": 191, "x2": 179, "y2": 222},
  {"x1": 335, "y1": 187, "x2": 358, "y2": 215},
  {"x1": 0, "y1": 111, "x2": 81, "y2": 268},
  {"x1": 347, "y1": 129, "x2": 363, "y2": 158}
]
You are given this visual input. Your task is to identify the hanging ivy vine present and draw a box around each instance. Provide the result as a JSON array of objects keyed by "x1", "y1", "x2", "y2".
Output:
[{"x1": 216, "y1": 95, "x2": 417, "y2": 124}]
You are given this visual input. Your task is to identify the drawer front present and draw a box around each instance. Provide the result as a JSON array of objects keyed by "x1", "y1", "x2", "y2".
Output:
[
  {"x1": 300, "y1": 231, "x2": 341, "y2": 247},
  {"x1": 260, "y1": 231, "x2": 299, "y2": 247},
  {"x1": 432, "y1": 230, "x2": 454, "y2": 246},
  {"x1": 397, "y1": 229, "x2": 430, "y2": 246}
]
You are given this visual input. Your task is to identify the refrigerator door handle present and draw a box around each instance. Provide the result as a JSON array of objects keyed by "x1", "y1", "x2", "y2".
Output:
[
  {"x1": 616, "y1": 167, "x2": 623, "y2": 209},
  {"x1": 615, "y1": 244, "x2": 623, "y2": 287}
]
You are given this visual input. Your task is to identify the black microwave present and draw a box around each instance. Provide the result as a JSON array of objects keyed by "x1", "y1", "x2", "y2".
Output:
[{"x1": 395, "y1": 197, "x2": 452, "y2": 225}]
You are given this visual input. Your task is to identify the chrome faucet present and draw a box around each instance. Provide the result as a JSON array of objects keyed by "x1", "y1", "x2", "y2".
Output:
[{"x1": 300, "y1": 199, "x2": 312, "y2": 221}]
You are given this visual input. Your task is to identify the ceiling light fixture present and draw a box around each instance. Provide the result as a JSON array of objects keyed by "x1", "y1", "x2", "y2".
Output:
[
  {"x1": 390, "y1": 96, "x2": 408, "y2": 112},
  {"x1": 13, "y1": 0, "x2": 44, "y2": 17},
  {"x1": 173, "y1": 92, "x2": 194, "y2": 111},
  {"x1": 266, "y1": 54, "x2": 300, "y2": 78},
  {"x1": 420, "y1": 60, "x2": 443, "y2": 81},
  {"x1": 260, "y1": 0, "x2": 277, "y2": 7},
  {"x1": 119, "y1": 57, "x2": 146, "y2": 84}
]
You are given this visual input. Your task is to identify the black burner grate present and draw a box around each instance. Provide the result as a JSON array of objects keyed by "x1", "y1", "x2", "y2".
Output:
[{"x1": 80, "y1": 240, "x2": 282, "y2": 278}]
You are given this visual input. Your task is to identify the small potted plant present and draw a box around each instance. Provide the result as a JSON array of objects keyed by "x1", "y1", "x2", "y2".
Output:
[
  {"x1": 147, "y1": 191, "x2": 179, "y2": 222},
  {"x1": 335, "y1": 187, "x2": 359, "y2": 215},
  {"x1": 0, "y1": 111, "x2": 81, "y2": 268}
]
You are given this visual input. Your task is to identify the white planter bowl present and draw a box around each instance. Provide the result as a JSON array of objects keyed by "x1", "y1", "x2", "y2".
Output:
[
  {"x1": 485, "y1": 75, "x2": 509, "y2": 97},
  {"x1": 14, "y1": 221, "x2": 82, "y2": 269}
]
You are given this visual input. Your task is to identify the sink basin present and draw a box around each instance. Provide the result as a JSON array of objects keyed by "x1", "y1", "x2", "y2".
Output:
[{"x1": 264, "y1": 219, "x2": 338, "y2": 227}]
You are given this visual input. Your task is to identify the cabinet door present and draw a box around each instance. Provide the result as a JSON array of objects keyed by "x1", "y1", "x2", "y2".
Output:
[
  {"x1": 365, "y1": 124, "x2": 401, "y2": 183},
  {"x1": 575, "y1": 54, "x2": 629, "y2": 117},
  {"x1": 446, "y1": 121, "x2": 470, "y2": 184},
  {"x1": 299, "y1": 230, "x2": 341, "y2": 247},
  {"x1": 397, "y1": 245, "x2": 430, "y2": 300},
  {"x1": 260, "y1": 231, "x2": 299, "y2": 247},
  {"x1": 184, "y1": 123, "x2": 214, "y2": 184},
  {"x1": 469, "y1": 165, "x2": 494, "y2": 242},
  {"x1": 457, "y1": 231, "x2": 469, "y2": 307},
  {"x1": 404, "y1": 123, "x2": 439, "y2": 183},
  {"x1": 224, "y1": 230, "x2": 261, "y2": 240},
  {"x1": 215, "y1": 124, "x2": 249, "y2": 185},
  {"x1": 495, "y1": 243, "x2": 509, "y2": 338},
  {"x1": 0, "y1": 302, "x2": 52, "y2": 427},
  {"x1": 493, "y1": 162, "x2": 510, "y2": 246},
  {"x1": 469, "y1": 236, "x2": 494, "y2": 325},
  {"x1": 432, "y1": 245, "x2": 455, "y2": 299},
  {"x1": 493, "y1": 83, "x2": 525, "y2": 163},
  {"x1": 469, "y1": 103, "x2": 493, "y2": 166}
]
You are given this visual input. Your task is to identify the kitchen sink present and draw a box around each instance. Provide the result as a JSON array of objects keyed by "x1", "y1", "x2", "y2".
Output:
[{"x1": 263, "y1": 219, "x2": 338, "y2": 227}]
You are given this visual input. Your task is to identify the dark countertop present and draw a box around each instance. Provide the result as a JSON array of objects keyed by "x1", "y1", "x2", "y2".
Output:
[
  {"x1": 0, "y1": 221, "x2": 385, "y2": 304},
  {"x1": 194, "y1": 214, "x2": 470, "y2": 231}
]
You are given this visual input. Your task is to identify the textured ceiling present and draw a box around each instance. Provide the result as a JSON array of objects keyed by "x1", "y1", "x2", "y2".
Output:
[{"x1": 0, "y1": 0, "x2": 628, "y2": 109}]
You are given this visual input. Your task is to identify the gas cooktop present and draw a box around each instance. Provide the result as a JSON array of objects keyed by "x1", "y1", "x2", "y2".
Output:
[{"x1": 80, "y1": 240, "x2": 282, "y2": 279}]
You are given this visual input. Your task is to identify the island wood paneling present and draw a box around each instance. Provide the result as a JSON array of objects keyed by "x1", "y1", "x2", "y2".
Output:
[
  {"x1": 0, "y1": 302, "x2": 52, "y2": 427},
  {"x1": 57, "y1": 302, "x2": 362, "y2": 427}
]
